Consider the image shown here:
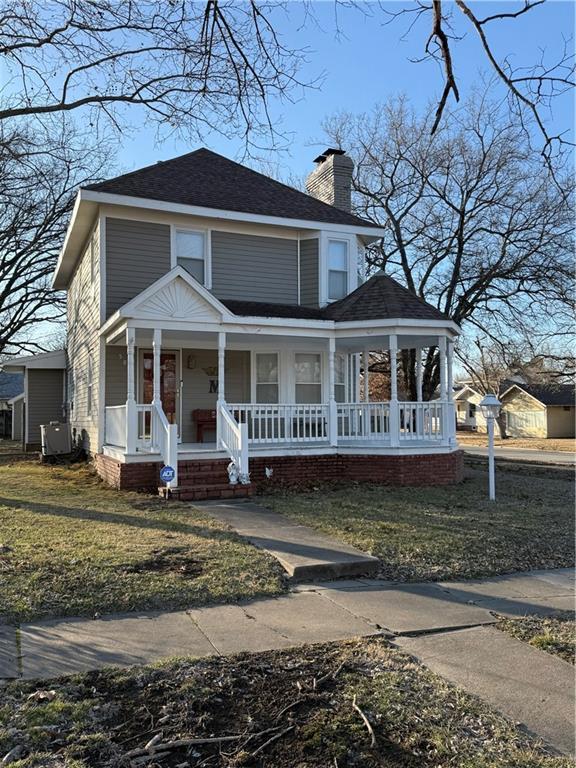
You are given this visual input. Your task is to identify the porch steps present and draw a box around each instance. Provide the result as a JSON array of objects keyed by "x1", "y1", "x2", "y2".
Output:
[{"x1": 166, "y1": 458, "x2": 254, "y2": 502}]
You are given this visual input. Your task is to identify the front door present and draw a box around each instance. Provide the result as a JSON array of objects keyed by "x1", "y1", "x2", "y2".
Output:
[{"x1": 142, "y1": 351, "x2": 180, "y2": 436}]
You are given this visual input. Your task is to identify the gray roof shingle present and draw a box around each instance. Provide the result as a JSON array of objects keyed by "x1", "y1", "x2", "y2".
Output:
[
  {"x1": 222, "y1": 274, "x2": 449, "y2": 323},
  {"x1": 85, "y1": 149, "x2": 380, "y2": 230},
  {"x1": 503, "y1": 381, "x2": 575, "y2": 406}
]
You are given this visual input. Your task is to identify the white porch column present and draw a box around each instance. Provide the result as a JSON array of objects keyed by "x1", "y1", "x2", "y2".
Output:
[
  {"x1": 125, "y1": 327, "x2": 137, "y2": 453},
  {"x1": 438, "y1": 335, "x2": 449, "y2": 445},
  {"x1": 216, "y1": 331, "x2": 226, "y2": 448},
  {"x1": 152, "y1": 329, "x2": 162, "y2": 406},
  {"x1": 446, "y1": 338, "x2": 456, "y2": 445},
  {"x1": 328, "y1": 336, "x2": 338, "y2": 446},
  {"x1": 389, "y1": 334, "x2": 399, "y2": 447},
  {"x1": 415, "y1": 347, "x2": 424, "y2": 437},
  {"x1": 416, "y1": 347, "x2": 423, "y2": 402},
  {"x1": 363, "y1": 349, "x2": 370, "y2": 402}
]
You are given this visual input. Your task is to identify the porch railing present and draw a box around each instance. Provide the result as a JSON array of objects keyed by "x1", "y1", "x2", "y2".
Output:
[
  {"x1": 136, "y1": 403, "x2": 153, "y2": 452},
  {"x1": 337, "y1": 403, "x2": 390, "y2": 440},
  {"x1": 104, "y1": 405, "x2": 126, "y2": 447},
  {"x1": 398, "y1": 401, "x2": 444, "y2": 441},
  {"x1": 228, "y1": 404, "x2": 330, "y2": 444},
  {"x1": 151, "y1": 402, "x2": 179, "y2": 488},
  {"x1": 219, "y1": 403, "x2": 249, "y2": 480}
]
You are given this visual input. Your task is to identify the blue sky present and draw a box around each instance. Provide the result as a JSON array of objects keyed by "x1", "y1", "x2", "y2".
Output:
[{"x1": 118, "y1": 0, "x2": 574, "y2": 179}]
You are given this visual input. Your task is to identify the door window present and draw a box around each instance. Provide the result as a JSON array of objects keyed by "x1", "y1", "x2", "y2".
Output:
[{"x1": 143, "y1": 352, "x2": 178, "y2": 424}]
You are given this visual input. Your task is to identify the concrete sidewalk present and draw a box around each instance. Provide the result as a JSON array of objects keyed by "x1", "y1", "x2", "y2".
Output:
[
  {"x1": 1, "y1": 567, "x2": 574, "y2": 754},
  {"x1": 464, "y1": 445, "x2": 575, "y2": 466},
  {"x1": 196, "y1": 500, "x2": 379, "y2": 580}
]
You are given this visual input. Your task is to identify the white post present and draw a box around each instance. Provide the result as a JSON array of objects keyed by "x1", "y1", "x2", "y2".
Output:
[
  {"x1": 487, "y1": 415, "x2": 496, "y2": 500},
  {"x1": 363, "y1": 349, "x2": 370, "y2": 402},
  {"x1": 152, "y1": 329, "x2": 162, "y2": 406},
  {"x1": 416, "y1": 347, "x2": 423, "y2": 437},
  {"x1": 328, "y1": 337, "x2": 338, "y2": 446},
  {"x1": 446, "y1": 339, "x2": 456, "y2": 445},
  {"x1": 438, "y1": 335, "x2": 449, "y2": 444},
  {"x1": 216, "y1": 331, "x2": 226, "y2": 448},
  {"x1": 125, "y1": 327, "x2": 137, "y2": 454},
  {"x1": 389, "y1": 334, "x2": 399, "y2": 447}
]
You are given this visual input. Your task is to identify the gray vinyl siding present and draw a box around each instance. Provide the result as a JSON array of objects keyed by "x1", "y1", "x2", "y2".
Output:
[
  {"x1": 106, "y1": 218, "x2": 171, "y2": 317},
  {"x1": 105, "y1": 347, "x2": 127, "y2": 406},
  {"x1": 26, "y1": 369, "x2": 64, "y2": 445},
  {"x1": 181, "y1": 349, "x2": 250, "y2": 442},
  {"x1": 11, "y1": 399, "x2": 23, "y2": 441},
  {"x1": 300, "y1": 238, "x2": 319, "y2": 307},
  {"x1": 211, "y1": 231, "x2": 298, "y2": 304},
  {"x1": 67, "y1": 224, "x2": 101, "y2": 454}
]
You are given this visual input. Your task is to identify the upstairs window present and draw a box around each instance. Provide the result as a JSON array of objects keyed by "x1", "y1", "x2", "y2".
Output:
[
  {"x1": 327, "y1": 240, "x2": 348, "y2": 301},
  {"x1": 175, "y1": 230, "x2": 206, "y2": 284}
]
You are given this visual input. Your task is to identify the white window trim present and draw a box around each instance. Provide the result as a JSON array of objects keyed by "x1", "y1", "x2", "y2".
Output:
[
  {"x1": 318, "y1": 231, "x2": 358, "y2": 306},
  {"x1": 251, "y1": 351, "x2": 280, "y2": 404},
  {"x1": 170, "y1": 225, "x2": 212, "y2": 289},
  {"x1": 294, "y1": 351, "x2": 323, "y2": 404}
]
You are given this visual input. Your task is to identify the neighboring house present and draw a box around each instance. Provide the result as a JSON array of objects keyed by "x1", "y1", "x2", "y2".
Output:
[
  {"x1": 0, "y1": 371, "x2": 24, "y2": 439},
  {"x1": 2, "y1": 351, "x2": 66, "y2": 449},
  {"x1": 2, "y1": 148, "x2": 462, "y2": 495},
  {"x1": 500, "y1": 382, "x2": 575, "y2": 439},
  {"x1": 454, "y1": 381, "x2": 575, "y2": 438}
]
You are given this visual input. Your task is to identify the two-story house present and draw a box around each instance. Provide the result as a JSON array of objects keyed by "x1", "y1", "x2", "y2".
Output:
[{"x1": 3, "y1": 148, "x2": 462, "y2": 498}]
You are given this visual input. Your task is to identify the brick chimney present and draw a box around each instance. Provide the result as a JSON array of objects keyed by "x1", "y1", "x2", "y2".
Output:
[{"x1": 306, "y1": 148, "x2": 354, "y2": 213}]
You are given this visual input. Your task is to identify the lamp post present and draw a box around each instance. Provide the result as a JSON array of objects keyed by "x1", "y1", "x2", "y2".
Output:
[{"x1": 479, "y1": 393, "x2": 502, "y2": 501}]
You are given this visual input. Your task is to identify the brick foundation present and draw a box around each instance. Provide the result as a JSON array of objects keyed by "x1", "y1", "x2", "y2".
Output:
[{"x1": 94, "y1": 450, "x2": 463, "y2": 495}]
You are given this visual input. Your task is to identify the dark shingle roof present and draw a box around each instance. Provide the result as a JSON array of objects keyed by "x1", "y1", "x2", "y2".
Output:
[
  {"x1": 85, "y1": 149, "x2": 380, "y2": 230},
  {"x1": 504, "y1": 381, "x2": 575, "y2": 406},
  {"x1": 0, "y1": 371, "x2": 23, "y2": 401},
  {"x1": 322, "y1": 273, "x2": 449, "y2": 322},
  {"x1": 222, "y1": 274, "x2": 449, "y2": 323},
  {"x1": 223, "y1": 300, "x2": 325, "y2": 320}
]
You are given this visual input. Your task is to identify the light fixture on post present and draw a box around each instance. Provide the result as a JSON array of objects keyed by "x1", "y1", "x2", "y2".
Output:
[{"x1": 479, "y1": 393, "x2": 501, "y2": 501}]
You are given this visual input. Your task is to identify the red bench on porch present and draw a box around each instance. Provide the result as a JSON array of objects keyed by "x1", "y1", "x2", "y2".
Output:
[{"x1": 193, "y1": 409, "x2": 217, "y2": 442}]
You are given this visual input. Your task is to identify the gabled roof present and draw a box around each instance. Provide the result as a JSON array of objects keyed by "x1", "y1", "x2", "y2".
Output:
[
  {"x1": 85, "y1": 148, "x2": 380, "y2": 230},
  {"x1": 501, "y1": 381, "x2": 575, "y2": 407},
  {"x1": 0, "y1": 371, "x2": 23, "y2": 400}
]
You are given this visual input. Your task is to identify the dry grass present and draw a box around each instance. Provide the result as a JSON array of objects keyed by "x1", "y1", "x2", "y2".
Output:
[
  {"x1": 0, "y1": 461, "x2": 285, "y2": 623},
  {"x1": 260, "y1": 468, "x2": 575, "y2": 581},
  {"x1": 0, "y1": 638, "x2": 571, "y2": 767},
  {"x1": 495, "y1": 612, "x2": 575, "y2": 665},
  {"x1": 457, "y1": 434, "x2": 575, "y2": 453},
  {"x1": 0, "y1": 439, "x2": 25, "y2": 455}
]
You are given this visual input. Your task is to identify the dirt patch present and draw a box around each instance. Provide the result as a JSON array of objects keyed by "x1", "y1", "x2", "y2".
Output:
[
  {"x1": 0, "y1": 638, "x2": 571, "y2": 768},
  {"x1": 123, "y1": 547, "x2": 204, "y2": 578}
]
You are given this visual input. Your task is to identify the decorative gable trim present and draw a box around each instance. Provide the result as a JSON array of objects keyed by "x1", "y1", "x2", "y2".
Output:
[{"x1": 117, "y1": 266, "x2": 232, "y2": 323}]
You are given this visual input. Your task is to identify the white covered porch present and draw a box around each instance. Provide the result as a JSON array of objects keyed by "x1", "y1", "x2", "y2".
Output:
[{"x1": 99, "y1": 267, "x2": 458, "y2": 489}]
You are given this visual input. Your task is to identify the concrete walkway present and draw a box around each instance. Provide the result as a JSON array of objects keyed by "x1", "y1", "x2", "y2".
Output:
[
  {"x1": 197, "y1": 500, "x2": 379, "y2": 580},
  {"x1": 0, "y1": 568, "x2": 573, "y2": 754}
]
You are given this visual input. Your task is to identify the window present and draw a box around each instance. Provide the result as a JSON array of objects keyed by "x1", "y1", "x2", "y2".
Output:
[
  {"x1": 175, "y1": 230, "x2": 206, "y2": 284},
  {"x1": 469, "y1": 403, "x2": 476, "y2": 419},
  {"x1": 327, "y1": 240, "x2": 348, "y2": 301},
  {"x1": 295, "y1": 353, "x2": 321, "y2": 403},
  {"x1": 335, "y1": 354, "x2": 346, "y2": 403},
  {"x1": 87, "y1": 355, "x2": 93, "y2": 416},
  {"x1": 256, "y1": 353, "x2": 278, "y2": 403}
]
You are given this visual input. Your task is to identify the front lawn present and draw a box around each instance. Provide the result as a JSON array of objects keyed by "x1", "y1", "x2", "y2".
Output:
[
  {"x1": 495, "y1": 613, "x2": 575, "y2": 665},
  {"x1": 457, "y1": 434, "x2": 576, "y2": 453},
  {"x1": 261, "y1": 468, "x2": 575, "y2": 581},
  {"x1": 0, "y1": 462, "x2": 285, "y2": 623},
  {"x1": 0, "y1": 638, "x2": 570, "y2": 768}
]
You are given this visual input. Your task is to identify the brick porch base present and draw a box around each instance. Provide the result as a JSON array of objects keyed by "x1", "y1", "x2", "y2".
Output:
[{"x1": 94, "y1": 450, "x2": 464, "y2": 496}]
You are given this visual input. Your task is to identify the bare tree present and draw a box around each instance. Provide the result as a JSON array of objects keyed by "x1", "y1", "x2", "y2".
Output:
[
  {"x1": 0, "y1": 119, "x2": 108, "y2": 357},
  {"x1": 323, "y1": 92, "x2": 574, "y2": 398},
  {"x1": 0, "y1": 0, "x2": 308, "y2": 148},
  {"x1": 377, "y1": 0, "x2": 575, "y2": 169}
]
